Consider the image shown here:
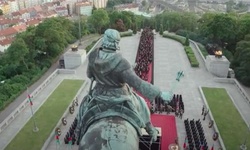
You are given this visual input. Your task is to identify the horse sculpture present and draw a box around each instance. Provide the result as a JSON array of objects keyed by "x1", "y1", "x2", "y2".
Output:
[
  {"x1": 76, "y1": 79, "x2": 142, "y2": 150},
  {"x1": 75, "y1": 28, "x2": 183, "y2": 150},
  {"x1": 78, "y1": 117, "x2": 138, "y2": 150}
]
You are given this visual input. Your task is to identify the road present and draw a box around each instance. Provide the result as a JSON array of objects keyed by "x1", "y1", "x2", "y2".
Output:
[{"x1": 0, "y1": 34, "x2": 100, "y2": 123}]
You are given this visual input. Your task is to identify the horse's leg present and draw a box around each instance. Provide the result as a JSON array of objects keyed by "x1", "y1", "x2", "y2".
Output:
[{"x1": 79, "y1": 117, "x2": 139, "y2": 150}]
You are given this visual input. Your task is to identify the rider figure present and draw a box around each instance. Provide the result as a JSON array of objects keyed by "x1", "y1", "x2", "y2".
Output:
[{"x1": 86, "y1": 28, "x2": 172, "y2": 141}]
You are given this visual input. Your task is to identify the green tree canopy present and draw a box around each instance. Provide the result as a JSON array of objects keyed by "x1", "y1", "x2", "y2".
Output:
[
  {"x1": 199, "y1": 13, "x2": 237, "y2": 48},
  {"x1": 231, "y1": 34, "x2": 250, "y2": 86},
  {"x1": 88, "y1": 9, "x2": 109, "y2": 34}
]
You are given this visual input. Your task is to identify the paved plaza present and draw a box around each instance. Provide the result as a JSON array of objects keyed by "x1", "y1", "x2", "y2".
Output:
[{"x1": 0, "y1": 33, "x2": 250, "y2": 150}]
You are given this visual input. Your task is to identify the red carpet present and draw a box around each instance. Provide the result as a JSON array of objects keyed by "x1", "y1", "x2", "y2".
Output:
[
  {"x1": 136, "y1": 63, "x2": 178, "y2": 149},
  {"x1": 135, "y1": 31, "x2": 177, "y2": 150},
  {"x1": 151, "y1": 114, "x2": 177, "y2": 150}
]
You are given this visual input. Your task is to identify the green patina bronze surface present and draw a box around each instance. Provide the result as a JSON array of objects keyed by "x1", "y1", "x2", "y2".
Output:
[{"x1": 76, "y1": 29, "x2": 173, "y2": 150}]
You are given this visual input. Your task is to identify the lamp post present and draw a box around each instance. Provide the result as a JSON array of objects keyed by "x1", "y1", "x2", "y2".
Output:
[
  {"x1": 78, "y1": 0, "x2": 82, "y2": 46},
  {"x1": 240, "y1": 124, "x2": 250, "y2": 150}
]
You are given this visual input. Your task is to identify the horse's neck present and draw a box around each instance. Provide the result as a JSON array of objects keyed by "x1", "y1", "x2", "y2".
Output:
[{"x1": 79, "y1": 117, "x2": 139, "y2": 150}]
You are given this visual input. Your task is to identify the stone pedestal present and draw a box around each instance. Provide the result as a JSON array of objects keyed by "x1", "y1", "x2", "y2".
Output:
[
  {"x1": 64, "y1": 48, "x2": 86, "y2": 69},
  {"x1": 205, "y1": 55, "x2": 230, "y2": 78}
]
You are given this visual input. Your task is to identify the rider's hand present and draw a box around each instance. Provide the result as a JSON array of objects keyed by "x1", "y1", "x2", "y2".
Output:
[{"x1": 160, "y1": 91, "x2": 173, "y2": 103}]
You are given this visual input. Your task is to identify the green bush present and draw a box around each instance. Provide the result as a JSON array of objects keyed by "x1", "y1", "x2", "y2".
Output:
[
  {"x1": 184, "y1": 46, "x2": 193, "y2": 54},
  {"x1": 176, "y1": 29, "x2": 208, "y2": 45},
  {"x1": 184, "y1": 46, "x2": 199, "y2": 67},
  {"x1": 185, "y1": 35, "x2": 190, "y2": 46},
  {"x1": 222, "y1": 49, "x2": 234, "y2": 62},
  {"x1": 162, "y1": 32, "x2": 185, "y2": 45},
  {"x1": 191, "y1": 61, "x2": 199, "y2": 67}
]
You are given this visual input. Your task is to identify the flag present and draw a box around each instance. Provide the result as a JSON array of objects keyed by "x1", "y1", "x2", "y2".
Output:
[
  {"x1": 210, "y1": 144, "x2": 214, "y2": 150},
  {"x1": 28, "y1": 94, "x2": 33, "y2": 106},
  {"x1": 183, "y1": 137, "x2": 187, "y2": 148}
]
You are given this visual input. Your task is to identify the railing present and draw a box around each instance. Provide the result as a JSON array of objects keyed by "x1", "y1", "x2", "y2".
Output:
[
  {"x1": 191, "y1": 39, "x2": 250, "y2": 105},
  {"x1": 0, "y1": 69, "x2": 59, "y2": 134},
  {"x1": 190, "y1": 40, "x2": 206, "y2": 64},
  {"x1": 214, "y1": 78, "x2": 250, "y2": 105}
]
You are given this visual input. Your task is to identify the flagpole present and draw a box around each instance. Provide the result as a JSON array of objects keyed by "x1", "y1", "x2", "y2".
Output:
[{"x1": 27, "y1": 87, "x2": 39, "y2": 132}]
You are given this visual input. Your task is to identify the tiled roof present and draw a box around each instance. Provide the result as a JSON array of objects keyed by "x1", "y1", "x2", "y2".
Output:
[
  {"x1": 0, "y1": 27, "x2": 17, "y2": 37},
  {"x1": 12, "y1": 11, "x2": 21, "y2": 16},
  {"x1": 12, "y1": 24, "x2": 27, "y2": 32},
  {"x1": 33, "y1": 5, "x2": 43, "y2": 12},
  {"x1": 26, "y1": 19, "x2": 41, "y2": 26},
  {"x1": 55, "y1": 6, "x2": 67, "y2": 11},
  {"x1": 0, "y1": 18, "x2": 22, "y2": 25},
  {"x1": 0, "y1": 38, "x2": 14, "y2": 46}
]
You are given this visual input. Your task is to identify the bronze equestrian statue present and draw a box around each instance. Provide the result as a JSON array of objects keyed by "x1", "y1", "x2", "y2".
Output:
[{"x1": 76, "y1": 29, "x2": 173, "y2": 150}]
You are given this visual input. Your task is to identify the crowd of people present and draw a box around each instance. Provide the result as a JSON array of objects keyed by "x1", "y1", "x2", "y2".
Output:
[
  {"x1": 134, "y1": 27, "x2": 154, "y2": 82},
  {"x1": 133, "y1": 28, "x2": 186, "y2": 118},
  {"x1": 184, "y1": 119, "x2": 208, "y2": 150},
  {"x1": 152, "y1": 94, "x2": 185, "y2": 117},
  {"x1": 64, "y1": 118, "x2": 78, "y2": 146}
]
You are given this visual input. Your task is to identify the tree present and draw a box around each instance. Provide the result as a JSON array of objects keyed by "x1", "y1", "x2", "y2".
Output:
[
  {"x1": 35, "y1": 17, "x2": 74, "y2": 57},
  {"x1": 200, "y1": 13, "x2": 237, "y2": 50},
  {"x1": 6, "y1": 38, "x2": 29, "y2": 70},
  {"x1": 159, "y1": 24, "x2": 163, "y2": 35},
  {"x1": 92, "y1": 5, "x2": 97, "y2": 13},
  {"x1": 237, "y1": 14, "x2": 250, "y2": 41},
  {"x1": 88, "y1": 9, "x2": 109, "y2": 34},
  {"x1": 0, "y1": 9, "x2": 3, "y2": 15},
  {"x1": 231, "y1": 34, "x2": 250, "y2": 86},
  {"x1": 185, "y1": 35, "x2": 190, "y2": 46},
  {"x1": 106, "y1": 0, "x2": 116, "y2": 9},
  {"x1": 226, "y1": 0, "x2": 234, "y2": 12}
]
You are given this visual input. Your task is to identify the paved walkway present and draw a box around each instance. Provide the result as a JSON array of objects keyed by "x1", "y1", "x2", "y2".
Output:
[{"x1": 1, "y1": 33, "x2": 250, "y2": 150}]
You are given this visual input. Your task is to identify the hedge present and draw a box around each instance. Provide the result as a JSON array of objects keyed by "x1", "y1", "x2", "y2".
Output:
[
  {"x1": 162, "y1": 32, "x2": 185, "y2": 45},
  {"x1": 185, "y1": 46, "x2": 200, "y2": 67}
]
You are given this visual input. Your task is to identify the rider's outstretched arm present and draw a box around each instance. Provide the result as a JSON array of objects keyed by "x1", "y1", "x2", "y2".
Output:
[
  {"x1": 117, "y1": 58, "x2": 161, "y2": 102},
  {"x1": 121, "y1": 68, "x2": 161, "y2": 102},
  {"x1": 118, "y1": 58, "x2": 173, "y2": 102}
]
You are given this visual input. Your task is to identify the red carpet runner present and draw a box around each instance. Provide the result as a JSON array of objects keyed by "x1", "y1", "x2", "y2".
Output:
[
  {"x1": 139, "y1": 64, "x2": 178, "y2": 150},
  {"x1": 151, "y1": 115, "x2": 177, "y2": 150},
  {"x1": 134, "y1": 29, "x2": 177, "y2": 150}
]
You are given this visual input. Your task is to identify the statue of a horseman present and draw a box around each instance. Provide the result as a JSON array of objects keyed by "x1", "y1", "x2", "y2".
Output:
[{"x1": 75, "y1": 29, "x2": 173, "y2": 150}]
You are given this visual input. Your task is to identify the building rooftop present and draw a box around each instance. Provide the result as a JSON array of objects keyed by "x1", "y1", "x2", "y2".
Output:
[{"x1": 0, "y1": 38, "x2": 14, "y2": 46}]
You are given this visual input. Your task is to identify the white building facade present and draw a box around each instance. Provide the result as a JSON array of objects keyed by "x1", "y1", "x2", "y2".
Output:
[
  {"x1": 76, "y1": 1, "x2": 93, "y2": 16},
  {"x1": 90, "y1": 0, "x2": 107, "y2": 8}
]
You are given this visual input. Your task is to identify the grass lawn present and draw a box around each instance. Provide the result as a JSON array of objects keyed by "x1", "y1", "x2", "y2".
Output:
[
  {"x1": 5, "y1": 79, "x2": 84, "y2": 150},
  {"x1": 202, "y1": 87, "x2": 250, "y2": 150}
]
